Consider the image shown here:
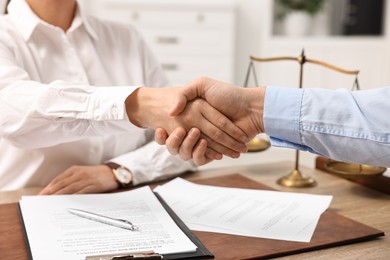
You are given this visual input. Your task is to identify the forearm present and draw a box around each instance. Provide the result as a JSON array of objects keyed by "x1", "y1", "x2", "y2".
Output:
[
  {"x1": 0, "y1": 80, "x2": 139, "y2": 149},
  {"x1": 264, "y1": 86, "x2": 390, "y2": 167}
]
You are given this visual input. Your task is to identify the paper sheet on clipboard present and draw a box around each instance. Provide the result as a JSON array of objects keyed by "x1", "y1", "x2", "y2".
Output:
[{"x1": 155, "y1": 177, "x2": 333, "y2": 242}]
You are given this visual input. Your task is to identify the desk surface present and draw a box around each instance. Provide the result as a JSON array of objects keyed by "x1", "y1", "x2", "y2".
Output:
[{"x1": 1, "y1": 161, "x2": 389, "y2": 259}]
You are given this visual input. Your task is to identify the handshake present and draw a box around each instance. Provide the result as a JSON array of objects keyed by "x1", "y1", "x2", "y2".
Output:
[{"x1": 125, "y1": 77, "x2": 266, "y2": 165}]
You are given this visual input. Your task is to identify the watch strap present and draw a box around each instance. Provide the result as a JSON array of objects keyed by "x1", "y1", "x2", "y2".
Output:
[{"x1": 105, "y1": 162, "x2": 133, "y2": 188}]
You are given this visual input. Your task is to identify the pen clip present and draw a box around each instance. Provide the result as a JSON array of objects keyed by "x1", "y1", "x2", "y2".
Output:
[{"x1": 117, "y1": 218, "x2": 139, "y2": 231}]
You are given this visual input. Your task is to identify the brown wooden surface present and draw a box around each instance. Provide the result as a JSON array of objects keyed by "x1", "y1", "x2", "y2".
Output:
[
  {"x1": 1, "y1": 161, "x2": 390, "y2": 259},
  {"x1": 0, "y1": 203, "x2": 29, "y2": 259}
]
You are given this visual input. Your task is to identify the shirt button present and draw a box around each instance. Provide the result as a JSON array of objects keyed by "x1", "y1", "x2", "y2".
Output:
[{"x1": 112, "y1": 105, "x2": 118, "y2": 116}]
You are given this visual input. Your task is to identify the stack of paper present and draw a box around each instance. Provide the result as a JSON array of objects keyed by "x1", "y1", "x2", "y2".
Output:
[
  {"x1": 155, "y1": 178, "x2": 333, "y2": 242},
  {"x1": 19, "y1": 186, "x2": 197, "y2": 260}
]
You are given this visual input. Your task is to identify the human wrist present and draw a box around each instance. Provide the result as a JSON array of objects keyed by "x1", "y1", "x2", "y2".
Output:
[
  {"x1": 105, "y1": 162, "x2": 133, "y2": 188},
  {"x1": 125, "y1": 87, "x2": 180, "y2": 131},
  {"x1": 105, "y1": 163, "x2": 121, "y2": 189},
  {"x1": 125, "y1": 87, "x2": 158, "y2": 129},
  {"x1": 258, "y1": 86, "x2": 266, "y2": 133},
  {"x1": 246, "y1": 87, "x2": 265, "y2": 134},
  {"x1": 125, "y1": 87, "x2": 143, "y2": 128}
]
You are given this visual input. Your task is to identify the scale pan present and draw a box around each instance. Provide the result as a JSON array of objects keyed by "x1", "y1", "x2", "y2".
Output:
[
  {"x1": 325, "y1": 161, "x2": 386, "y2": 178},
  {"x1": 246, "y1": 136, "x2": 271, "y2": 152}
]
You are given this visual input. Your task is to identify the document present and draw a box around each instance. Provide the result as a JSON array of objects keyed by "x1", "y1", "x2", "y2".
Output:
[
  {"x1": 19, "y1": 186, "x2": 197, "y2": 260},
  {"x1": 384, "y1": 168, "x2": 390, "y2": 178},
  {"x1": 155, "y1": 178, "x2": 333, "y2": 242}
]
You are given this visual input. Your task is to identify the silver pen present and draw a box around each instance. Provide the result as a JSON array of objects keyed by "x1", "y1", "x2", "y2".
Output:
[{"x1": 67, "y1": 208, "x2": 139, "y2": 231}]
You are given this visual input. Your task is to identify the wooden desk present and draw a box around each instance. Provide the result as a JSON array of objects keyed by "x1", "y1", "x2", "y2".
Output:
[{"x1": 1, "y1": 161, "x2": 389, "y2": 259}]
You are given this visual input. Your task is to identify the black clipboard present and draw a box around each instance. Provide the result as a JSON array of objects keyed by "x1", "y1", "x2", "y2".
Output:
[
  {"x1": 18, "y1": 192, "x2": 213, "y2": 260},
  {"x1": 153, "y1": 192, "x2": 213, "y2": 259}
]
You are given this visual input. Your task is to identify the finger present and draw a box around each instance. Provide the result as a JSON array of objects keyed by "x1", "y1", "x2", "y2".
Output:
[
  {"x1": 205, "y1": 147, "x2": 223, "y2": 161},
  {"x1": 49, "y1": 174, "x2": 88, "y2": 194},
  {"x1": 40, "y1": 179, "x2": 75, "y2": 195},
  {"x1": 73, "y1": 184, "x2": 99, "y2": 194},
  {"x1": 178, "y1": 128, "x2": 201, "y2": 161},
  {"x1": 43, "y1": 169, "x2": 82, "y2": 194},
  {"x1": 200, "y1": 105, "x2": 249, "y2": 151},
  {"x1": 204, "y1": 108, "x2": 249, "y2": 143},
  {"x1": 202, "y1": 134, "x2": 241, "y2": 159},
  {"x1": 191, "y1": 139, "x2": 208, "y2": 165},
  {"x1": 52, "y1": 183, "x2": 85, "y2": 194},
  {"x1": 155, "y1": 128, "x2": 169, "y2": 145},
  {"x1": 192, "y1": 139, "x2": 220, "y2": 165},
  {"x1": 194, "y1": 111, "x2": 245, "y2": 158},
  {"x1": 170, "y1": 92, "x2": 189, "y2": 116},
  {"x1": 39, "y1": 186, "x2": 52, "y2": 195},
  {"x1": 165, "y1": 127, "x2": 187, "y2": 155},
  {"x1": 39, "y1": 175, "x2": 71, "y2": 195}
]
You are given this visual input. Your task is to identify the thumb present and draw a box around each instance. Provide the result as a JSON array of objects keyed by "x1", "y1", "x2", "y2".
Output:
[
  {"x1": 169, "y1": 93, "x2": 188, "y2": 116},
  {"x1": 169, "y1": 79, "x2": 203, "y2": 116}
]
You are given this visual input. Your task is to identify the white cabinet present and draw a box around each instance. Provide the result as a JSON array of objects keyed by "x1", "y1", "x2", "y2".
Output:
[{"x1": 89, "y1": 0, "x2": 237, "y2": 85}]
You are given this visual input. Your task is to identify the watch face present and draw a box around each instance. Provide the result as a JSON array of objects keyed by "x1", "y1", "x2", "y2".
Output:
[{"x1": 114, "y1": 167, "x2": 132, "y2": 184}]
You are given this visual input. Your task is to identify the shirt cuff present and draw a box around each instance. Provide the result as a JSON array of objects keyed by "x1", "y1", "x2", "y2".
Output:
[
  {"x1": 88, "y1": 86, "x2": 141, "y2": 135},
  {"x1": 263, "y1": 86, "x2": 304, "y2": 146},
  {"x1": 87, "y1": 86, "x2": 139, "y2": 121},
  {"x1": 269, "y1": 137, "x2": 320, "y2": 155}
]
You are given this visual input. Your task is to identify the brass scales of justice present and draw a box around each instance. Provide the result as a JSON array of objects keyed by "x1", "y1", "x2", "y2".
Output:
[{"x1": 243, "y1": 50, "x2": 386, "y2": 188}]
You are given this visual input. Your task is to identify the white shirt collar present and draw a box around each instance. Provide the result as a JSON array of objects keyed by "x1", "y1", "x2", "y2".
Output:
[
  {"x1": 70, "y1": 4, "x2": 99, "y2": 40},
  {"x1": 8, "y1": 0, "x2": 41, "y2": 41},
  {"x1": 7, "y1": 0, "x2": 98, "y2": 41}
]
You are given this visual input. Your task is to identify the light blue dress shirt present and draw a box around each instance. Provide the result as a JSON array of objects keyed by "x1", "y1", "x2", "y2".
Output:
[{"x1": 264, "y1": 86, "x2": 390, "y2": 167}]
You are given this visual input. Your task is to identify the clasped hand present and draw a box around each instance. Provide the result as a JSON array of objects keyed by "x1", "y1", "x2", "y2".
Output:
[
  {"x1": 125, "y1": 83, "x2": 255, "y2": 164},
  {"x1": 153, "y1": 77, "x2": 266, "y2": 165}
]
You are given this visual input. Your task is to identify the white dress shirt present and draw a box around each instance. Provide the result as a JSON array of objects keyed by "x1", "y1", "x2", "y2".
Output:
[{"x1": 0, "y1": 0, "x2": 196, "y2": 190}]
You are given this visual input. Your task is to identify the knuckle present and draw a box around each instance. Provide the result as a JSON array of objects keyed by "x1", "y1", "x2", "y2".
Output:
[
  {"x1": 167, "y1": 144, "x2": 179, "y2": 155},
  {"x1": 166, "y1": 139, "x2": 179, "y2": 155},
  {"x1": 217, "y1": 116, "x2": 228, "y2": 128},
  {"x1": 180, "y1": 153, "x2": 191, "y2": 161},
  {"x1": 155, "y1": 132, "x2": 165, "y2": 145},
  {"x1": 194, "y1": 156, "x2": 205, "y2": 166},
  {"x1": 210, "y1": 129, "x2": 223, "y2": 142},
  {"x1": 69, "y1": 165, "x2": 78, "y2": 171},
  {"x1": 179, "y1": 146, "x2": 192, "y2": 161},
  {"x1": 168, "y1": 147, "x2": 179, "y2": 155},
  {"x1": 196, "y1": 76, "x2": 208, "y2": 84},
  {"x1": 205, "y1": 149, "x2": 214, "y2": 159},
  {"x1": 204, "y1": 136, "x2": 215, "y2": 148}
]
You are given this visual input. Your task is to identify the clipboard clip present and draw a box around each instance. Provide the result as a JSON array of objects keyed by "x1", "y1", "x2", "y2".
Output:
[{"x1": 86, "y1": 251, "x2": 162, "y2": 260}]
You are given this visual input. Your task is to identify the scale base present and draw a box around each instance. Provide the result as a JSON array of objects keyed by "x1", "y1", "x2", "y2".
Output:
[{"x1": 277, "y1": 170, "x2": 317, "y2": 188}]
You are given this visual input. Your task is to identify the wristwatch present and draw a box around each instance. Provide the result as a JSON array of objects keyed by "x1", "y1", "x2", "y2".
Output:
[{"x1": 106, "y1": 162, "x2": 133, "y2": 188}]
